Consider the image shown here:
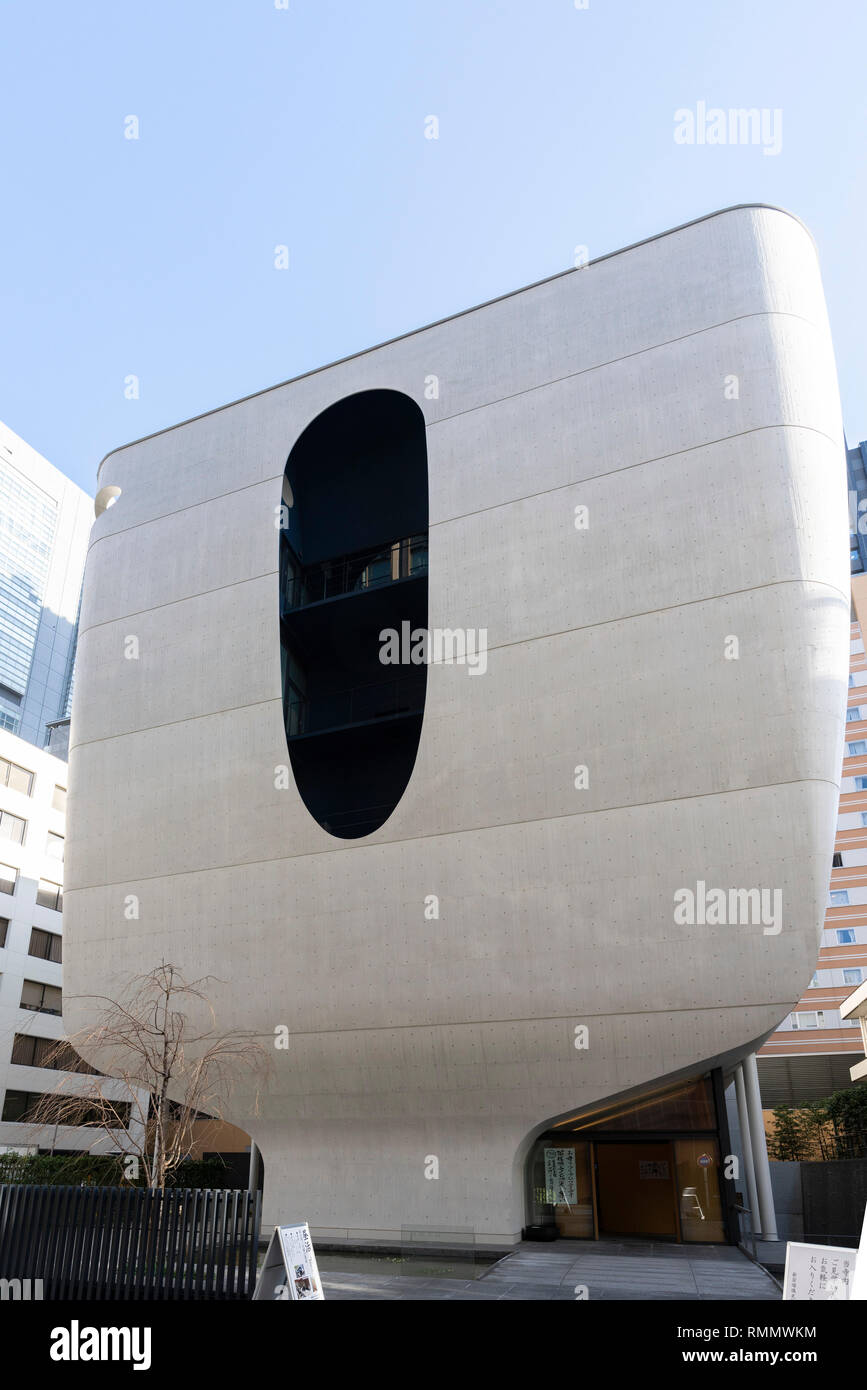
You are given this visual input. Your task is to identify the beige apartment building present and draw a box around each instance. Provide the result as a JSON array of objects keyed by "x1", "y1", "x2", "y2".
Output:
[{"x1": 758, "y1": 570, "x2": 867, "y2": 1106}]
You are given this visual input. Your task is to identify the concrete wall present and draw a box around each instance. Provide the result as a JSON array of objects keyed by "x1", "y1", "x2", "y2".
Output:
[
  {"x1": 769, "y1": 1161, "x2": 805, "y2": 1242},
  {"x1": 768, "y1": 1159, "x2": 867, "y2": 1246},
  {"x1": 65, "y1": 206, "x2": 849, "y2": 1243}
]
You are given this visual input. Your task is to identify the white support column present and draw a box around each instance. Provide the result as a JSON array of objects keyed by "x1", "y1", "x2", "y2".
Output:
[
  {"x1": 743, "y1": 1051, "x2": 778, "y2": 1241},
  {"x1": 734, "y1": 1065, "x2": 760, "y2": 1236}
]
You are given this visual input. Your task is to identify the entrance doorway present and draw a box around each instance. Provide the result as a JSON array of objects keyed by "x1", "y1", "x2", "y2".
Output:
[
  {"x1": 595, "y1": 1141, "x2": 678, "y2": 1238},
  {"x1": 524, "y1": 1073, "x2": 731, "y2": 1243}
]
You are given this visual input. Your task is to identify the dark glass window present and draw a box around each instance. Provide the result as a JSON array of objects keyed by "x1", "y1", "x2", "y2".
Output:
[
  {"x1": 20, "y1": 979, "x2": 62, "y2": 1015},
  {"x1": 0, "y1": 756, "x2": 34, "y2": 796},
  {"x1": 11, "y1": 1033, "x2": 97, "y2": 1073},
  {"x1": 36, "y1": 880, "x2": 62, "y2": 911},
  {"x1": 28, "y1": 927, "x2": 62, "y2": 963}
]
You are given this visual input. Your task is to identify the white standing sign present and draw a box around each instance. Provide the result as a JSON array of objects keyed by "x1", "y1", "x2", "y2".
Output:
[
  {"x1": 782, "y1": 1241, "x2": 856, "y2": 1301},
  {"x1": 252, "y1": 1221, "x2": 325, "y2": 1301}
]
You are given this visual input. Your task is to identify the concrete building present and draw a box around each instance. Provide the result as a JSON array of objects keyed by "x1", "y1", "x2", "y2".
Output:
[
  {"x1": 758, "y1": 445, "x2": 867, "y2": 1107},
  {"x1": 0, "y1": 421, "x2": 91, "y2": 749},
  {"x1": 66, "y1": 205, "x2": 849, "y2": 1248}
]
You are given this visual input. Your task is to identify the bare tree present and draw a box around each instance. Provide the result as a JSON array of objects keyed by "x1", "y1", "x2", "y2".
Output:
[{"x1": 29, "y1": 963, "x2": 269, "y2": 1188}]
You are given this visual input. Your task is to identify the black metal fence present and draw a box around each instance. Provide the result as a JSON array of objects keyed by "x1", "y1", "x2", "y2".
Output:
[{"x1": 0, "y1": 1185, "x2": 261, "y2": 1299}]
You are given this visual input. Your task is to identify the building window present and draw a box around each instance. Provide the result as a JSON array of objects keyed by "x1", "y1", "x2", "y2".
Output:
[
  {"x1": 28, "y1": 927, "x2": 62, "y2": 963},
  {"x1": 1, "y1": 1090, "x2": 129, "y2": 1128},
  {"x1": 0, "y1": 810, "x2": 26, "y2": 845},
  {"x1": 792, "y1": 1011, "x2": 825, "y2": 1030},
  {"x1": 860, "y1": 813, "x2": 867, "y2": 827},
  {"x1": 45, "y1": 832, "x2": 64, "y2": 862},
  {"x1": 1, "y1": 1090, "x2": 35, "y2": 1122},
  {"x1": 830, "y1": 890, "x2": 850, "y2": 906},
  {"x1": 19, "y1": 979, "x2": 62, "y2": 1015},
  {"x1": 836, "y1": 928, "x2": 856, "y2": 944},
  {"x1": 0, "y1": 862, "x2": 18, "y2": 896},
  {"x1": 855, "y1": 777, "x2": 867, "y2": 790},
  {"x1": 0, "y1": 916, "x2": 7, "y2": 948},
  {"x1": 810, "y1": 973, "x2": 820, "y2": 987},
  {"x1": 848, "y1": 708, "x2": 863, "y2": 721},
  {"x1": 36, "y1": 880, "x2": 62, "y2": 911},
  {"x1": 833, "y1": 852, "x2": 843, "y2": 867},
  {"x1": 848, "y1": 741, "x2": 867, "y2": 755},
  {"x1": 10, "y1": 1033, "x2": 96, "y2": 1073},
  {"x1": 0, "y1": 756, "x2": 34, "y2": 796},
  {"x1": 850, "y1": 674, "x2": 856, "y2": 687},
  {"x1": 843, "y1": 968, "x2": 864, "y2": 986},
  {"x1": 52, "y1": 785, "x2": 67, "y2": 813}
]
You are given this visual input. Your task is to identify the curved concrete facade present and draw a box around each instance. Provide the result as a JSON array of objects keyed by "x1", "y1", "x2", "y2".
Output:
[{"x1": 65, "y1": 206, "x2": 849, "y2": 1243}]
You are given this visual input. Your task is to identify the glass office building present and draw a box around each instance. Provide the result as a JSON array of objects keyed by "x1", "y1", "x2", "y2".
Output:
[{"x1": 0, "y1": 423, "x2": 91, "y2": 749}]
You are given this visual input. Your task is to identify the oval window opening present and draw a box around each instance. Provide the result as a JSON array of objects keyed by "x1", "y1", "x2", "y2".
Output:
[{"x1": 279, "y1": 389, "x2": 429, "y2": 838}]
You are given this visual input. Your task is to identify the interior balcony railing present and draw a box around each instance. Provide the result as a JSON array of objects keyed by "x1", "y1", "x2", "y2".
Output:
[
  {"x1": 287, "y1": 672, "x2": 426, "y2": 738},
  {"x1": 281, "y1": 534, "x2": 428, "y2": 612}
]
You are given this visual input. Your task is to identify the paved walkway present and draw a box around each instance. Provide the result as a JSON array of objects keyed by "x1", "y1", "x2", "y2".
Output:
[{"x1": 321, "y1": 1239, "x2": 781, "y2": 1301}]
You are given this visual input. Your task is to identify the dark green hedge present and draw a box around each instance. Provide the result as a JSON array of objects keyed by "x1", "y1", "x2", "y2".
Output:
[{"x1": 0, "y1": 1153, "x2": 237, "y2": 1188}]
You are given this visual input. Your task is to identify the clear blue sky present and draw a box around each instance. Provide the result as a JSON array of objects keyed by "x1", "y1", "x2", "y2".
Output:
[{"x1": 1, "y1": 0, "x2": 865, "y2": 494}]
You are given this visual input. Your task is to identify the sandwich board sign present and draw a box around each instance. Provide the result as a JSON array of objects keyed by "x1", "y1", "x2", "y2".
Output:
[
  {"x1": 782, "y1": 1241, "x2": 856, "y2": 1301},
  {"x1": 852, "y1": 1202, "x2": 867, "y2": 1301},
  {"x1": 253, "y1": 1222, "x2": 325, "y2": 1301}
]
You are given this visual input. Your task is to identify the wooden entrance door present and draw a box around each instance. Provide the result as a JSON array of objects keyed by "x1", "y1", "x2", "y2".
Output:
[{"x1": 595, "y1": 1141, "x2": 678, "y2": 1238}]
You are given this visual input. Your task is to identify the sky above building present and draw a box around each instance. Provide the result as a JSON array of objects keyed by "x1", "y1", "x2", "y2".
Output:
[{"x1": 1, "y1": 0, "x2": 864, "y2": 492}]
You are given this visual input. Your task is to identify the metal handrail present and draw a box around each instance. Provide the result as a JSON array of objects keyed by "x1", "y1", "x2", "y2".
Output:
[
  {"x1": 287, "y1": 672, "x2": 425, "y2": 737},
  {"x1": 281, "y1": 534, "x2": 427, "y2": 612},
  {"x1": 734, "y1": 1203, "x2": 757, "y2": 1259}
]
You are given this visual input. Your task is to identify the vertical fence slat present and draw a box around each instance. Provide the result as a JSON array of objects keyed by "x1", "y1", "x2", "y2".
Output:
[
  {"x1": 121, "y1": 1187, "x2": 144, "y2": 1301},
  {"x1": 153, "y1": 1187, "x2": 171, "y2": 1300},
  {"x1": 102, "y1": 1186, "x2": 124, "y2": 1298},
  {"x1": 228, "y1": 1189, "x2": 241, "y2": 1298},
  {"x1": 237, "y1": 1188, "x2": 250, "y2": 1298},
  {"x1": 183, "y1": 1189, "x2": 200, "y2": 1299},
  {"x1": 251, "y1": 1189, "x2": 262, "y2": 1297},
  {"x1": 216, "y1": 1188, "x2": 231, "y2": 1298},
  {"x1": 205, "y1": 1189, "x2": 220, "y2": 1297},
  {"x1": 30, "y1": 1186, "x2": 54, "y2": 1290},
  {"x1": 50, "y1": 1186, "x2": 77, "y2": 1300},
  {"x1": 5, "y1": 1182, "x2": 29, "y2": 1276},
  {"x1": 166, "y1": 1187, "x2": 186, "y2": 1300},
  {"x1": 194, "y1": 1189, "x2": 210, "y2": 1298}
]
